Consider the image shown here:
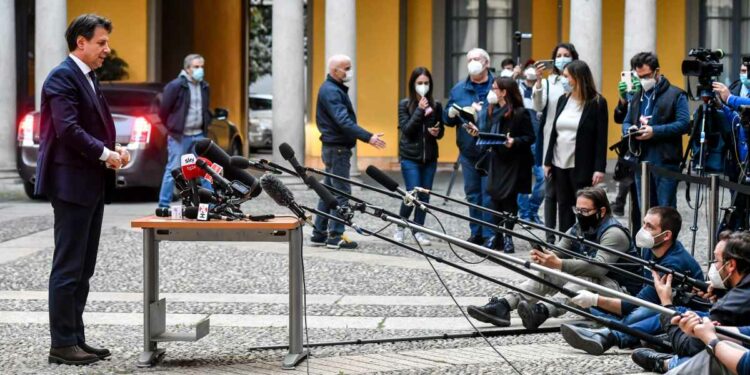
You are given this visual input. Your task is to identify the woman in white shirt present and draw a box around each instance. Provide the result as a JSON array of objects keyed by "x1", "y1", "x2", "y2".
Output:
[
  {"x1": 532, "y1": 43, "x2": 579, "y2": 242},
  {"x1": 543, "y1": 60, "x2": 609, "y2": 235}
]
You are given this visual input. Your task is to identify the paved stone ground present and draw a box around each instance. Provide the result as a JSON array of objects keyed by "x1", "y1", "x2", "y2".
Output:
[{"x1": 0, "y1": 166, "x2": 717, "y2": 374}]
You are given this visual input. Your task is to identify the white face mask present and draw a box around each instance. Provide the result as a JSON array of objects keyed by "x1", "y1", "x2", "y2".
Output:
[
  {"x1": 342, "y1": 69, "x2": 354, "y2": 83},
  {"x1": 524, "y1": 68, "x2": 537, "y2": 81},
  {"x1": 487, "y1": 90, "x2": 498, "y2": 104},
  {"x1": 640, "y1": 77, "x2": 656, "y2": 92},
  {"x1": 635, "y1": 227, "x2": 667, "y2": 249},
  {"x1": 708, "y1": 261, "x2": 729, "y2": 290},
  {"x1": 500, "y1": 69, "x2": 514, "y2": 78},
  {"x1": 467, "y1": 60, "x2": 484, "y2": 76},
  {"x1": 415, "y1": 83, "x2": 429, "y2": 97}
]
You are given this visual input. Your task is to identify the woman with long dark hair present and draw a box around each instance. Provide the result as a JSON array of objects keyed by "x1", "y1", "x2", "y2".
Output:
[
  {"x1": 544, "y1": 60, "x2": 608, "y2": 236},
  {"x1": 467, "y1": 76, "x2": 535, "y2": 253},
  {"x1": 533, "y1": 43, "x2": 579, "y2": 243},
  {"x1": 393, "y1": 67, "x2": 444, "y2": 245}
]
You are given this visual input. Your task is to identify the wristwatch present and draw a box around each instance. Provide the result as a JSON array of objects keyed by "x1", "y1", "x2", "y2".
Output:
[{"x1": 706, "y1": 338, "x2": 721, "y2": 356}]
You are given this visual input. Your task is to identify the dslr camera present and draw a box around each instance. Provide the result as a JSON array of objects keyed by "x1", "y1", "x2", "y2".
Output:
[{"x1": 682, "y1": 48, "x2": 725, "y2": 99}]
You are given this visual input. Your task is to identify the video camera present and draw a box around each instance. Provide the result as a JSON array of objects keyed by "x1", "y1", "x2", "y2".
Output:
[{"x1": 682, "y1": 48, "x2": 725, "y2": 99}]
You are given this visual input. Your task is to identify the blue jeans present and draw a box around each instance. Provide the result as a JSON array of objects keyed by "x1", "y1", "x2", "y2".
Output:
[
  {"x1": 313, "y1": 145, "x2": 352, "y2": 239},
  {"x1": 398, "y1": 159, "x2": 437, "y2": 226},
  {"x1": 590, "y1": 306, "x2": 661, "y2": 348},
  {"x1": 158, "y1": 134, "x2": 207, "y2": 208},
  {"x1": 459, "y1": 154, "x2": 494, "y2": 239},
  {"x1": 634, "y1": 162, "x2": 679, "y2": 209}
]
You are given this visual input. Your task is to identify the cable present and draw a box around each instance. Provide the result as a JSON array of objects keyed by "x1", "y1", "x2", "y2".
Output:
[
  {"x1": 359, "y1": 222, "x2": 393, "y2": 237},
  {"x1": 428, "y1": 212, "x2": 488, "y2": 265},
  {"x1": 409, "y1": 230, "x2": 523, "y2": 375}
]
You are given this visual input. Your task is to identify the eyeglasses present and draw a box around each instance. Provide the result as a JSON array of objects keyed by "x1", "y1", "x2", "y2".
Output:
[{"x1": 571, "y1": 207, "x2": 597, "y2": 216}]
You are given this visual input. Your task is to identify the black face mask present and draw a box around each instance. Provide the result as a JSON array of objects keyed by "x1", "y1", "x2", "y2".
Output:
[{"x1": 576, "y1": 212, "x2": 601, "y2": 233}]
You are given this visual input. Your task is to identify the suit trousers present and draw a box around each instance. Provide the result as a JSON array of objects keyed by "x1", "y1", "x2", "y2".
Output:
[{"x1": 48, "y1": 195, "x2": 104, "y2": 348}]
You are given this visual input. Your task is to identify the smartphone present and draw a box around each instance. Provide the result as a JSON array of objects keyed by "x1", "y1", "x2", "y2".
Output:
[
  {"x1": 536, "y1": 60, "x2": 555, "y2": 71},
  {"x1": 621, "y1": 71, "x2": 633, "y2": 91}
]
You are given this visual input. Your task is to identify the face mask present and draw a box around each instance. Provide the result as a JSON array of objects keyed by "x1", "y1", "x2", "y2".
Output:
[
  {"x1": 525, "y1": 68, "x2": 537, "y2": 81},
  {"x1": 467, "y1": 60, "x2": 484, "y2": 76},
  {"x1": 708, "y1": 261, "x2": 730, "y2": 290},
  {"x1": 741, "y1": 73, "x2": 750, "y2": 88},
  {"x1": 191, "y1": 67, "x2": 205, "y2": 82},
  {"x1": 555, "y1": 57, "x2": 572, "y2": 72},
  {"x1": 635, "y1": 227, "x2": 667, "y2": 249},
  {"x1": 487, "y1": 90, "x2": 499, "y2": 104},
  {"x1": 500, "y1": 69, "x2": 514, "y2": 78},
  {"x1": 415, "y1": 83, "x2": 429, "y2": 97},
  {"x1": 561, "y1": 77, "x2": 572, "y2": 93},
  {"x1": 640, "y1": 77, "x2": 656, "y2": 92},
  {"x1": 576, "y1": 211, "x2": 601, "y2": 233},
  {"x1": 343, "y1": 69, "x2": 354, "y2": 83}
]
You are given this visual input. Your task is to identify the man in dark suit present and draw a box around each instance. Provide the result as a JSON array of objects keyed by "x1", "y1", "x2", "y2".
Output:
[{"x1": 35, "y1": 14, "x2": 129, "y2": 365}]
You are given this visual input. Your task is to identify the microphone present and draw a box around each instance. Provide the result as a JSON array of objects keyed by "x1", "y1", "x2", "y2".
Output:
[
  {"x1": 197, "y1": 187, "x2": 222, "y2": 204},
  {"x1": 259, "y1": 173, "x2": 311, "y2": 225},
  {"x1": 229, "y1": 156, "x2": 282, "y2": 174},
  {"x1": 195, "y1": 139, "x2": 262, "y2": 198},
  {"x1": 170, "y1": 168, "x2": 189, "y2": 191},
  {"x1": 183, "y1": 206, "x2": 235, "y2": 221},
  {"x1": 155, "y1": 207, "x2": 170, "y2": 217},
  {"x1": 365, "y1": 165, "x2": 429, "y2": 213},
  {"x1": 196, "y1": 158, "x2": 233, "y2": 192},
  {"x1": 279, "y1": 143, "x2": 307, "y2": 177},
  {"x1": 305, "y1": 176, "x2": 357, "y2": 229},
  {"x1": 180, "y1": 154, "x2": 204, "y2": 181}
]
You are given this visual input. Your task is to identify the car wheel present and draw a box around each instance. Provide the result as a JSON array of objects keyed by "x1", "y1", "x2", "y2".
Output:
[
  {"x1": 23, "y1": 181, "x2": 44, "y2": 200},
  {"x1": 230, "y1": 139, "x2": 243, "y2": 156}
]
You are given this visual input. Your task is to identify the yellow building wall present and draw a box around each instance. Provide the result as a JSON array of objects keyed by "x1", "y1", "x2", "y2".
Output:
[
  {"x1": 531, "y1": 0, "x2": 559, "y2": 60},
  {"x1": 67, "y1": 0, "x2": 148, "y2": 82},
  {"x1": 657, "y1": 0, "x2": 687, "y2": 91},
  {"x1": 193, "y1": 0, "x2": 246, "y2": 144},
  {"x1": 306, "y1": 0, "x2": 327, "y2": 159},
  {"x1": 601, "y1": 0, "x2": 626, "y2": 155}
]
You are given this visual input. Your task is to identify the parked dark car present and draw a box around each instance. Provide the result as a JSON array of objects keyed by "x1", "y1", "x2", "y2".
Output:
[{"x1": 16, "y1": 82, "x2": 244, "y2": 199}]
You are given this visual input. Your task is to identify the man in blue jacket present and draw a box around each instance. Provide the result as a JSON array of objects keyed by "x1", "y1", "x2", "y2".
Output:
[
  {"x1": 157, "y1": 54, "x2": 212, "y2": 208},
  {"x1": 311, "y1": 54, "x2": 386, "y2": 249},
  {"x1": 444, "y1": 48, "x2": 497, "y2": 249},
  {"x1": 622, "y1": 52, "x2": 690, "y2": 208}
]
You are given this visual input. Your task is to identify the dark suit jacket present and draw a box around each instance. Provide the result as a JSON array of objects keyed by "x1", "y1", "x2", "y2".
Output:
[
  {"x1": 35, "y1": 57, "x2": 116, "y2": 206},
  {"x1": 159, "y1": 74, "x2": 211, "y2": 138},
  {"x1": 545, "y1": 94, "x2": 608, "y2": 188}
]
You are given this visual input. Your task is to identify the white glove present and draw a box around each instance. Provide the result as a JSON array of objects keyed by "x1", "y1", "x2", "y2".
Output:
[
  {"x1": 448, "y1": 106, "x2": 459, "y2": 118},
  {"x1": 571, "y1": 290, "x2": 599, "y2": 308}
]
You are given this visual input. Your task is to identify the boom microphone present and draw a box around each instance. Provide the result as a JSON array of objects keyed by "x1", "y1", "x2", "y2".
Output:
[
  {"x1": 279, "y1": 143, "x2": 307, "y2": 177},
  {"x1": 229, "y1": 156, "x2": 282, "y2": 174},
  {"x1": 365, "y1": 165, "x2": 429, "y2": 212},
  {"x1": 196, "y1": 158, "x2": 233, "y2": 192},
  {"x1": 305, "y1": 175, "x2": 356, "y2": 226},
  {"x1": 259, "y1": 173, "x2": 310, "y2": 224},
  {"x1": 195, "y1": 139, "x2": 262, "y2": 198}
]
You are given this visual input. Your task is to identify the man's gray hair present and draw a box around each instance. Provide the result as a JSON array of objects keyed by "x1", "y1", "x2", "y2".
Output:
[
  {"x1": 183, "y1": 53, "x2": 204, "y2": 69},
  {"x1": 466, "y1": 48, "x2": 490, "y2": 65}
]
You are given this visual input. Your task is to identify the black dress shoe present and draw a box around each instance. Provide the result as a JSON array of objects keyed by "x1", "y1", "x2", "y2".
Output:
[
  {"x1": 467, "y1": 234, "x2": 484, "y2": 245},
  {"x1": 466, "y1": 297, "x2": 511, "y2": 327},
  {"x1": 49, "y1": 345, "x2": 99, "y2": 365},
  {"x1": 631, "y1": 348, "x2": 673, "y2": 373},
  {"x1": 560, "y1": 324, "x2": 615, "y2": 355},
  {"x1": 79, "y1": 342, "x2": 111, "y2": 359},
  {"x1": 517, "y1": 301, "x2": 549, "y2": 329}
]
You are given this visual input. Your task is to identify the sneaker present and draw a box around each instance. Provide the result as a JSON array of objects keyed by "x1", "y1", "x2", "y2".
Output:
[
  {"x1": 393, "y1": 227, "x2": 405, "y2": 243},
  {"x1": 415, "y1": 232, "x2": 431, "y2": 246},
  {"x1": 631, "y1": 348, "x2": 673, "y2": 374},
  {"x1": 467, "y1": 234, "x2": 484, "y2": 245},
  {"x1": 503, "y1": 235, "x2": 515, "y2": 254},
  {"x1": 517, "y1": 301, "x2": 549, "y2": 329},
  {"x1": 528, "y1": 215, "x2": 543, "y2": 225},
  {"x1": 310, "y1": 233, "x2": 327, "y2": 247},
  {"x1": 466, "y1": 297, "x2": 511, "y2": 327},
  {"x1": 327, "y1": 235, "x2": 358, "y2": 250},
  {"x1": 560, "y1": 324, "x2": 615, "y2": 355}
]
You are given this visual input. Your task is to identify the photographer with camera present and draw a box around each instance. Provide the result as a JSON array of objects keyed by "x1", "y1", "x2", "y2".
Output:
[{"x1": 623, "y1": 52, "x2": 690, "y2": 209}]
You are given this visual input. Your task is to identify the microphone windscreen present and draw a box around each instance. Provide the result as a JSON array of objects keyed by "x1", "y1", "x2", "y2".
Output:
[
  {"x1": 229, "y1": 156, "x2": 250, "y2": 169},
  {"x1": 260, "y1": 173, "x2": 294, "y2": 208},
  {"x1": 194, "y1": 138, "x2": 260, "y2": 197},
  {"x1": 279, "y1": 143, "x2": 295, "y2": 161},
  {"x1": 305, "y1": 175, "x2": 337, "y2": 210},
  {"x1": 195, "y1": 138, "x2": 231, "y2": 166},
  {"x1": 155, "y1": 207, "x2": 170, "y2": 217},
  {"x1": 184, "y1": 206, "x2": 199, "y2": 219},
  {"x1": 365, "y1": 165, "x2": 399, "y2": 192},
  {"x1": 197, "y1": 188, "x2": 217, "y2": 204}
]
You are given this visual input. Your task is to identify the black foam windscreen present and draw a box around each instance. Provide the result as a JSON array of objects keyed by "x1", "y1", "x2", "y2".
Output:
[
  {"x1": 229, "y1": 155, "x2": 250, "y2": 169},
  {"x1": 365, "y1": 165, "x2": 399, "y2": 192},
  {"x1": 279, "y1": 142, "x2": 295, "y2": 161},
  {"x1": 184, "y1": 206, "x2": 199, "y2": 219},
  {"x1": 305, "y1": 175, "x2": 337, "y2": 210},
  {"x1": 197, "y1": 188, "x2": 219, "y2": 204},
  {"x1": 155, "y1": 207, "x2": 170, "y2": 217},
  {"x1": 260, "y1": 173, "x2": 294, "y2": 208}
]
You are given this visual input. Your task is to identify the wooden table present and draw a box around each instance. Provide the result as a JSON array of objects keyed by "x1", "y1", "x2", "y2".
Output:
[{"x1": 131, "y1": 216, "x2": 307, "y2": 368}]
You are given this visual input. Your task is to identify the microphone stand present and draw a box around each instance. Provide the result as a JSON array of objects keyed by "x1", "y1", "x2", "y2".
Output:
[{"x1": 301, "y1": 204, "x2": 671, "y2": 349}]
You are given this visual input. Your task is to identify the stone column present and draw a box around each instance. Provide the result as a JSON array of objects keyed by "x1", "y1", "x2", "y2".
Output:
[
  {"x1": 569, "y1": 0, "x2": 602, "y2": 89},
  {"x1": 623, "y1": 0, "x2": 656, "y2": 70},
  {"x1": 0, "y1": 0, "x2": 16, "y2": 170},
  {"x1": 35, "y1": 0, "x2": 67, "y2": 111},
  {"x1": 325, "y1": 0, "x2": 359, "y2": 176},
  {"x1": 271, "y1": 0, "x2": 305, "y2": 172}
]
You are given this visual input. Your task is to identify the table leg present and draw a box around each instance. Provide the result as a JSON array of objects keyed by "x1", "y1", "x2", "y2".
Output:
[
  {"x1": 137, "y1": 228, "x2": 165, "y2": 367},
  {"x1": 282, "y1": 227, "x2": 308, "y2": 369}
]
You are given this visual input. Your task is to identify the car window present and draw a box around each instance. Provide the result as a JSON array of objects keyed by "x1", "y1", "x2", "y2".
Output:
[{"x1": 249, "y1": 98, "x2": 272, "y2": 110}]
